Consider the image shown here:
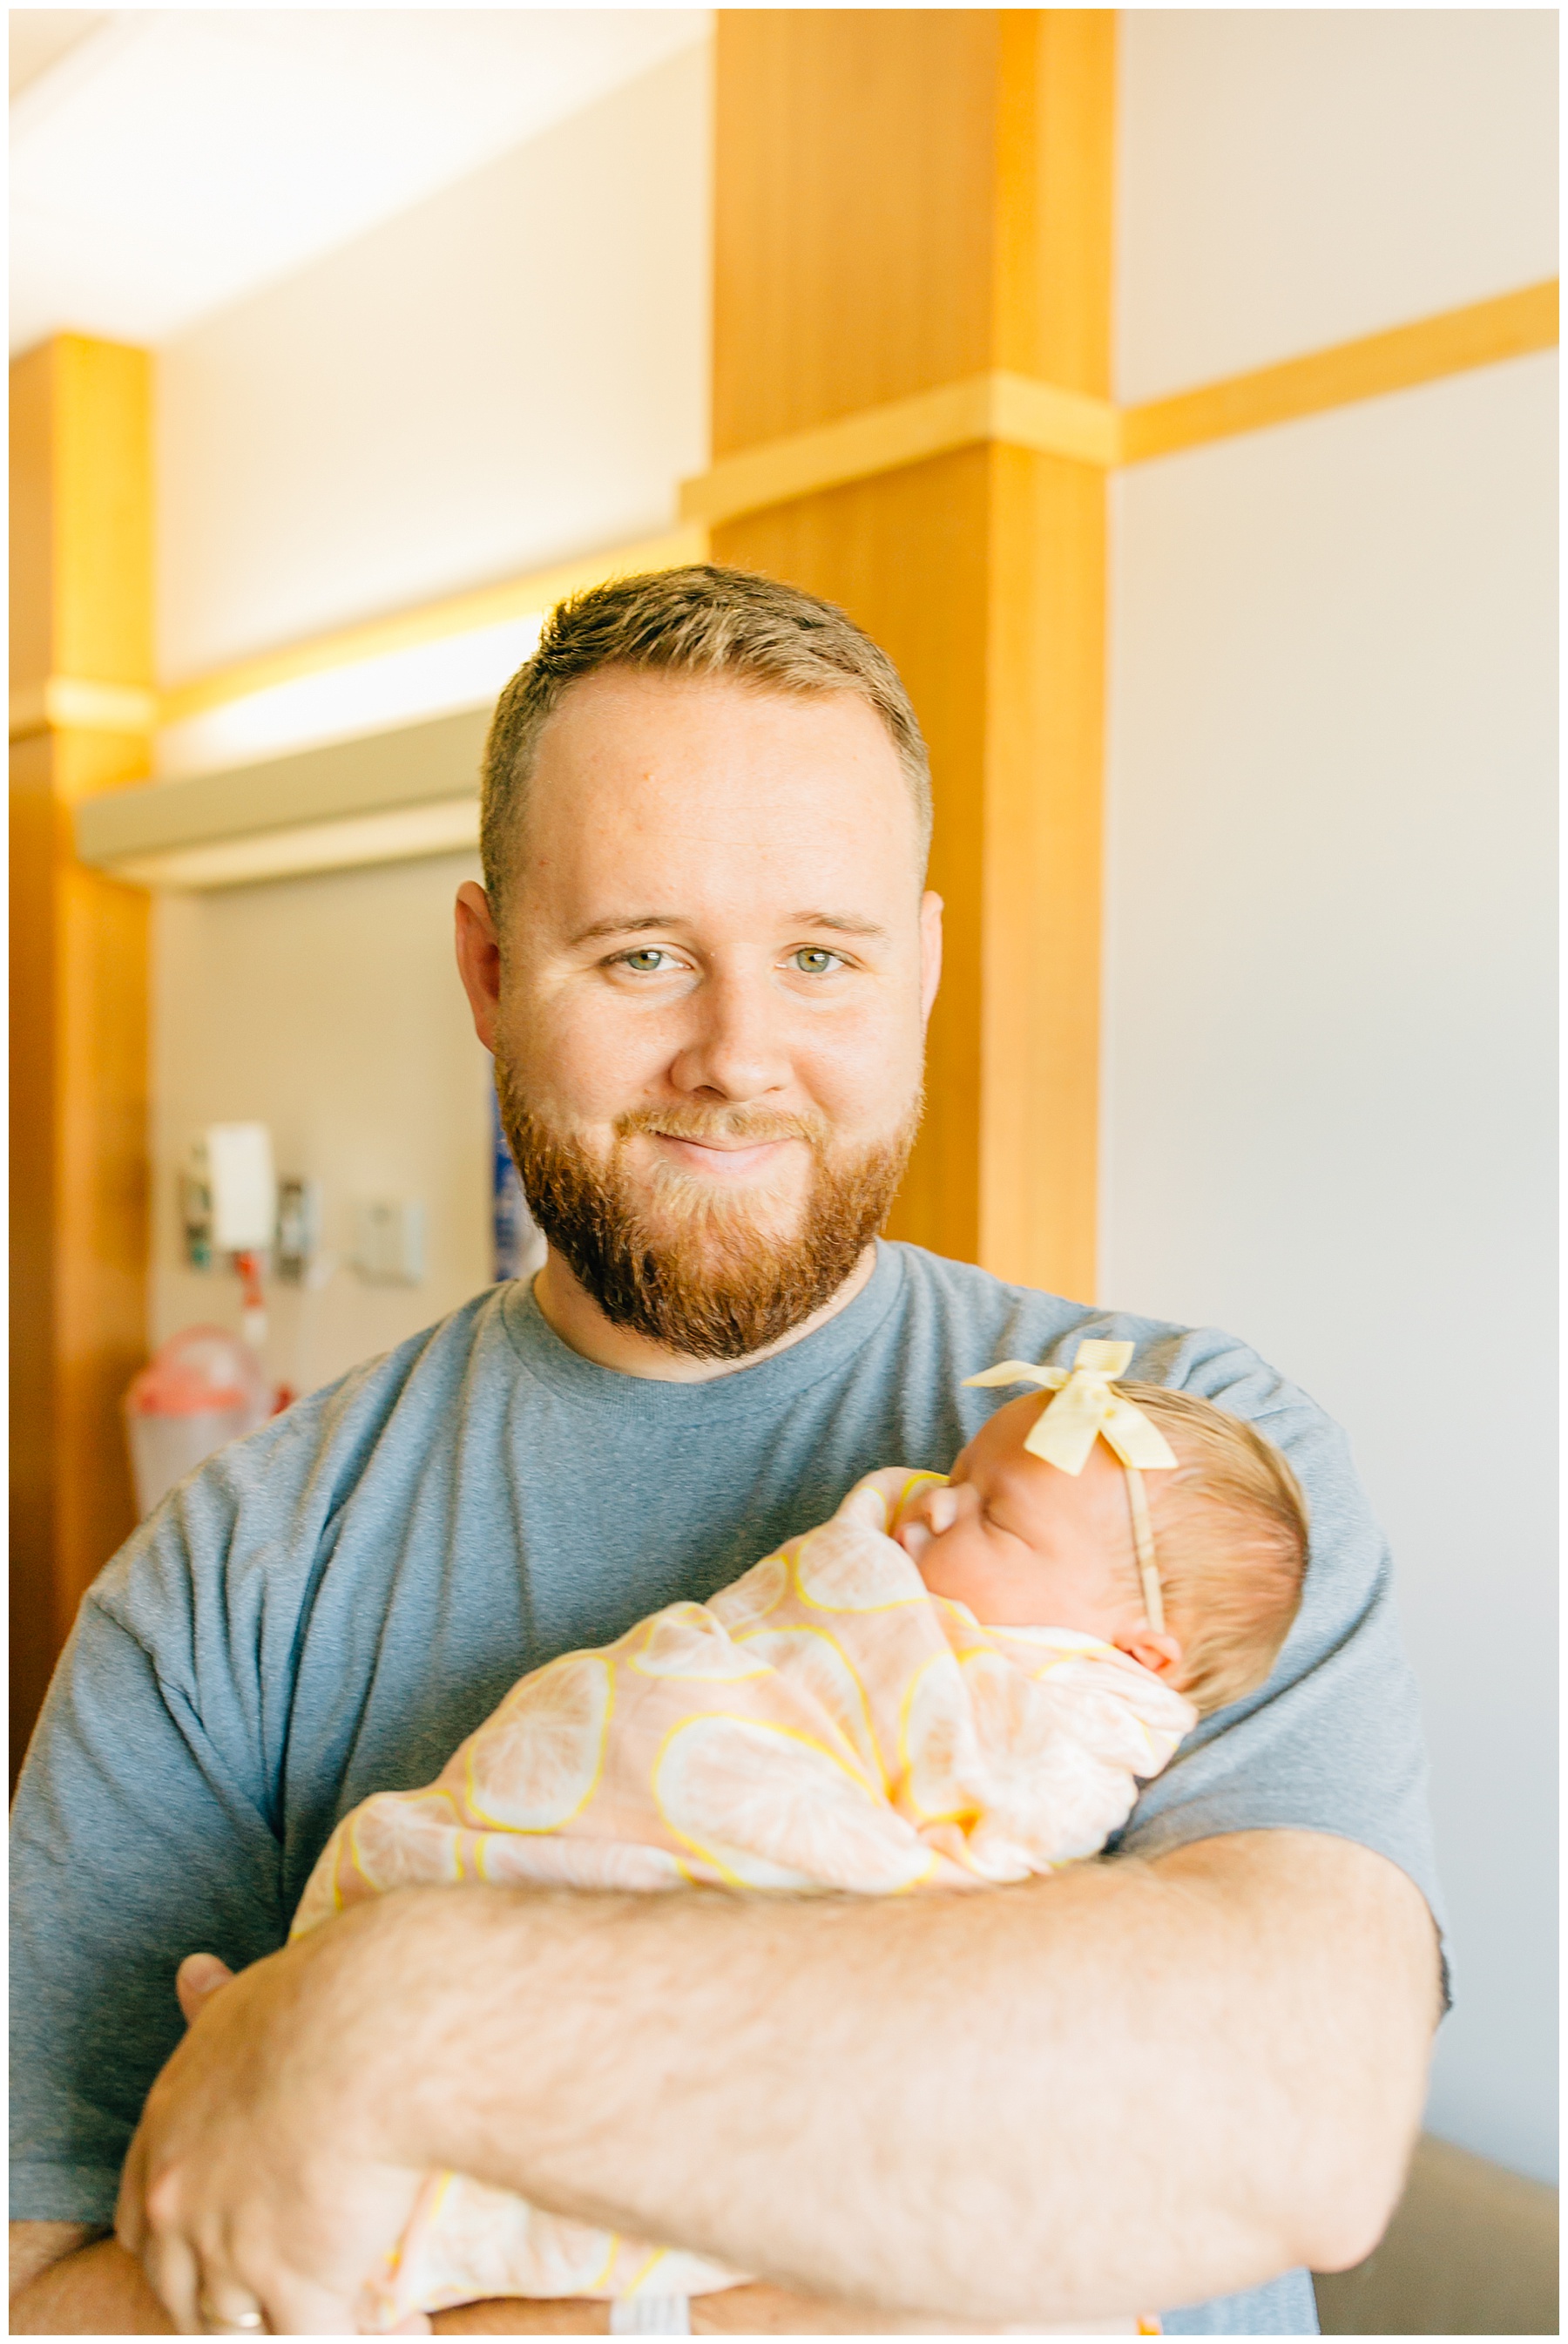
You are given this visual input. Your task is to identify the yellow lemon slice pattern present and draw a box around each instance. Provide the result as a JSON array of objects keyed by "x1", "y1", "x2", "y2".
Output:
[
  {"x1": 706, "y1": 1551, "x2": 788, "y2": 1630},
  {"x1": 900, "y1": 1650, "x2": 983, "y2": 1822},
  {"x1": 463, "y1": 1651, "x2": 612, "y2": 1832},
  {"x1": 653, "y1": 1713, "x2": 931, "y2": 1892},
  {"x1": 474, "y1": 1834, "x2": 686, "y2": 1893},
  {"x1": 794, "y1": 1520, "x2": 927, "y2": 1613},
  {"x1": 735, "y1": 1624, "x2": 884, "y2": 1787},
  {"x1": 341, "y1": 1785, "x2": 470, "y2": 1900},
  {"x1": 632, "y1": 1602, "x2": 771, "y2": 1681},
  {"x1": 957, "y1": 1650, "x2": 1133, "y2": 1868},
  {"x1": 391, "y1": 2171, "x2": 639, "y2": 2308},
  {"x1": 963, "y1": 1649, "x2": 1077, "y2": 1814}
]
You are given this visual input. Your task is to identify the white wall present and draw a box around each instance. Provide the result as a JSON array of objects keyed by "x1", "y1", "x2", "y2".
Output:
[
  {"x1": 155, "y1": 40, "x2": 710, "y2": 679},
  {"x1": 151, "y1": 852, "x2": 494, "y2": 1399},
  {"x1": 1116, "y1": 9, "x2": 1558, "y2": 399},
  {"x1": 1109, "y1": 10, "x2": 1558, "y2": 2185}
]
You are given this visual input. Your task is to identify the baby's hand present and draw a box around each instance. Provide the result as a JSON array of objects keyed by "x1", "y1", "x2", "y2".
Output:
[{"x1": 893, "y1": 1477, "x2": 956, "y2": 1562}]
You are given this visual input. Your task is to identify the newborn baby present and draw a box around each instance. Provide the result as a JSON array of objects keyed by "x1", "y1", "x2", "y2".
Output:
[{"x1": 292, "y1": 1343, "x2": 1308, "y2": 2335}]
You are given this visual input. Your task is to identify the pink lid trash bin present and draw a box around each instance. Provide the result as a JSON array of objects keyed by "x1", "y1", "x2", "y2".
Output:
[{"x1": 124, "y1": 1326, "x2": 275, "y2": 1520}]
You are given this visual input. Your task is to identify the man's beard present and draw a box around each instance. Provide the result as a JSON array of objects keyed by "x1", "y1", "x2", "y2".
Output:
[{"x1": 496, "y1": 1060, "x2": 920, "y2": 1361}]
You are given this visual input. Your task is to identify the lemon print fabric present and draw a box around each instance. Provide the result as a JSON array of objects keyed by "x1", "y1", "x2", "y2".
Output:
[
  {"x1": 653, "y1": 1713, "x2": 932, "y2": 1893},
  {"x1": 463, "y1": 1650, "x2": 614, "y2": 1830},
  {"x1": 293, "y1": 1462, "x2": 1199, "y2": 2329}
]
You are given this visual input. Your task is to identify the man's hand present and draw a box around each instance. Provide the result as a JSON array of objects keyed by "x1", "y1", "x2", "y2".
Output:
[
  {"x1": 117, "y1": 1944, "x2": 995, "y2": 2338},
  {"x1": 8, "y1": 1965, "x2": 249, "y2": 2333},
  {"x1": 116, "y1": 1915, "x2": 429, "y2": 2334}
]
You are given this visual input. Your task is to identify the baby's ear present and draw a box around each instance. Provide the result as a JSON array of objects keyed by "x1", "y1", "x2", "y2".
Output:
[{"x1": 1113, "y1": 1626, "x2": 1185, "y2": 1682}]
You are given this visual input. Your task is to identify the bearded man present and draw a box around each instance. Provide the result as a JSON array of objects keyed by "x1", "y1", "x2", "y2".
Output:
[{"x1": 10, "y1": 567, "x2": 1441, "y2": 2337}]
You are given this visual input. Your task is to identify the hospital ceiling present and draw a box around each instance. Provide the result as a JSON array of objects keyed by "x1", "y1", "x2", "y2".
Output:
[{"x1": 9, "y1": 7, "x2": 709, "y2": 356}]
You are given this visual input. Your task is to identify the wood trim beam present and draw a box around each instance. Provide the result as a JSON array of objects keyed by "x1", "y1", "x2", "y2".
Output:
[
  {"x1": 681, "y1": 278, "x2": 1559, "y2": 525},
  {"x1": 10, "y1": 676, "x2": 160, "y2": 740},
  {"x1": 682, "y1": 372, "x2": 1119, "y2": 525},
  {"x1": 1122, "y1": 277, "x2": 1558, "y2": 465},
  {"x1": 10, "y1": 334, "x2": 153, "y2": 1782}
]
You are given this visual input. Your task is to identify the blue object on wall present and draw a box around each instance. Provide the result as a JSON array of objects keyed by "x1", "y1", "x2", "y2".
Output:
[{"x1": 491, "y1": 1084, "x2": 533, "y2": 1283}]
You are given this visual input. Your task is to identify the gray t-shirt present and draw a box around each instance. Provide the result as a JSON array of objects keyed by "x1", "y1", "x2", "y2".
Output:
[{"x1": 10, "y1": 1242, "x2": 1442, "y2": 2334}]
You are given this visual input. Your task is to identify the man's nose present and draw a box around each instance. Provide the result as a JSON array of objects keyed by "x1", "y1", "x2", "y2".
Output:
[{"x1": 667, "y1": 968, "x2": 792, "y2": 1101}]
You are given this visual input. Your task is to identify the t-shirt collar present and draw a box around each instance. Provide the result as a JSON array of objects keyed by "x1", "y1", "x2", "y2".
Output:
[{"x1": 497, "y1": 1239, "x2": 907, "y2": 1420}]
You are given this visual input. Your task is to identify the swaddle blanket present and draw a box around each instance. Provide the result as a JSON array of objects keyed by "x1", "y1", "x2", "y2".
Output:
[{"x1": 293, "y1": 1468, "x2": 1197, "y2": 2327}]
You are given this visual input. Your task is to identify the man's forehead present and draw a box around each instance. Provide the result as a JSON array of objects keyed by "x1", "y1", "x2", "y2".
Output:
[
  {"x1": 518, "y1": 668, "x2": 924, "y2": 911},
  {"x1": 533, "y1": 665, "x2": 907, "y2": 782}
]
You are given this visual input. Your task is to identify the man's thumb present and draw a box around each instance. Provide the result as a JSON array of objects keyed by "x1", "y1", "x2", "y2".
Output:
[{"x1": 175, "y1": 1950, "x2": 236, "y2": 2026}]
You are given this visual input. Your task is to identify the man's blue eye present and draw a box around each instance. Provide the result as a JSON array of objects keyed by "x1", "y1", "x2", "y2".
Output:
[
  {"x1": 793, "y1": 948, "x2": 840, "y2": 974},
  {"x1": 623, "y1": 950, "x2": 666, "y2": 972}
]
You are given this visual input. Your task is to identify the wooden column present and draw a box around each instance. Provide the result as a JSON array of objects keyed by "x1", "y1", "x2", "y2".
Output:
[
  {"x1": 10, "y1": 335, "x2": 154, "y2": 1780},
  {"x1": 709, "y1": 10, "x2": 1113, "y2": 1294}
]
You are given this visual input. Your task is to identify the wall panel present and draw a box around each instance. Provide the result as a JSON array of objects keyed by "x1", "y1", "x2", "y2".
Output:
[
  {"x1": 1117, "y1": 10, "x2": 1558, "y2": 399},
  {"x1": 1102, "y1": 353, "x2": 1558, "y2": 2180}
]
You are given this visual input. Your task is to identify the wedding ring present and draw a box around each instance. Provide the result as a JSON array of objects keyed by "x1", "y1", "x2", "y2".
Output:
[{"x1": 197, "y1": 2293, "x2": 266, "y2": 2334}]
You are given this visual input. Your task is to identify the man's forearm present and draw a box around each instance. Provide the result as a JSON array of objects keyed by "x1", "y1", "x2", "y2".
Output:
[{"x1": 341, "y1": 1830, "x2": 1437, "y2": 2322}]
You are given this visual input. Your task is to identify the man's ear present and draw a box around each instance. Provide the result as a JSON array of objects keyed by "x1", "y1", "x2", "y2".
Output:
[
  {"x1": 455, "y1": 881, "x2": 502, "y2": 1052},
  {"x1": 1113, "y1": 1625, "x2": 1186, "y2": 1683},
  {"x1": 919, "y1": 891, "x2": 943, "y2": 1025}
]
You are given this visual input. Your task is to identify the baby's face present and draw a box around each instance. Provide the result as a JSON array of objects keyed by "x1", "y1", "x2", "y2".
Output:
[{"x1": 896, "y1": 1393, "x2": 1179, "y2": 1673}]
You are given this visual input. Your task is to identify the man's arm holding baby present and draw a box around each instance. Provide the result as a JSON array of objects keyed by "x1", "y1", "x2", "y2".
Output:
[
  {"x1": 9, "y1": 2228, "x2": 929, "y2": 2337},
  {"x1": 104, "y1": 1826, "x2": 1438, "y2": 2334}
]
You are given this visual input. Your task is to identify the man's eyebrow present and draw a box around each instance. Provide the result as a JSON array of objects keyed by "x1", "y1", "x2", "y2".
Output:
[
  {"x1": 568, "y1": 913, "x2": 685, "y2": 946},
  {"x1": 567, "y1": 910, "x2": 891, "y2": 946},
  {"x1": 789, "y1": 911, "x2": 889, "y2": 939}
]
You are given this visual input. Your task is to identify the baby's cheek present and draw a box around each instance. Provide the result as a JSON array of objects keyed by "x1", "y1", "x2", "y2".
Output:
[{"x1": 913, "y1": 1525, "x2": 989, "y2": 1602}]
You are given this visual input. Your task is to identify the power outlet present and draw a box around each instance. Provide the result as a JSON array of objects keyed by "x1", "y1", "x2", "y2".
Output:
[{"x1": 352, "y1": 1198, "x2": 425, "y2": 1285}]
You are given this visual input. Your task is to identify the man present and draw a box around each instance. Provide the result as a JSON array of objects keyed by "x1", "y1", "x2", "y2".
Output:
[{"x1": 11, "y1": 567, "x2": 1441, "y2": 2335}]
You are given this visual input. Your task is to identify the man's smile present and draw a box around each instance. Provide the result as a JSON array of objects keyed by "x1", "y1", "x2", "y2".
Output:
[{"x1": 643, "y1": 1131, "x2": 804, "y2": 1181}]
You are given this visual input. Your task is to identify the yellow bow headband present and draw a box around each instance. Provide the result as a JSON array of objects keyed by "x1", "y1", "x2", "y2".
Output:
[{"x1": 963, "y1": 1339, "x2": 1178, "y2": 1633}]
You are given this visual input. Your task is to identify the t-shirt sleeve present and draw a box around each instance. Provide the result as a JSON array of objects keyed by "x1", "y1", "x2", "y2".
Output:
[
  {"x1": 10, "y1": 1575, "x2": 287, "y2": 2225},
  {"x1": 1108, "y1": 1322, "x2": 1445, "y2": 1955}
]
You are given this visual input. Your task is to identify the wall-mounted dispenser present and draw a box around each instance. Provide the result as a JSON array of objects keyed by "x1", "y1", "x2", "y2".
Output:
[
  {"x1": 181, "y1": 1122, "x2": 279, "y2": 1343},
  {"x1": 198, "y1": 1122, "x2": 277, "y2": 1252}
]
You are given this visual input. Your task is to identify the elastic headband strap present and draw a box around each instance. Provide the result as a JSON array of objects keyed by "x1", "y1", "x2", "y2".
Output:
[{"x1": 1124, "y1": 1466, "x2": 1166, "y2": 1636}]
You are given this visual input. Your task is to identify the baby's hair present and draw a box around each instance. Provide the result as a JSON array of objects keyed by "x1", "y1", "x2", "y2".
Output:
[{"x1": 1107, "y1": 1385, "x2": 1308, "y2": 1714}]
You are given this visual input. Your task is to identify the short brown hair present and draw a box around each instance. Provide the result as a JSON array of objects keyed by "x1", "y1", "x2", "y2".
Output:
[
  {"x1": 1117, "y1": 1385, "x2": 1309, "y2": 1715},
  {"x1": 480, "y1": 564, "x2": 931, "y2": 910}
]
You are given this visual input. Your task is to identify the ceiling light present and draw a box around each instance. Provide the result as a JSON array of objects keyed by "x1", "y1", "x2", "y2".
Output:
[{"x1": 156, "y1": 616, "x2": 543, "y2": 781}]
